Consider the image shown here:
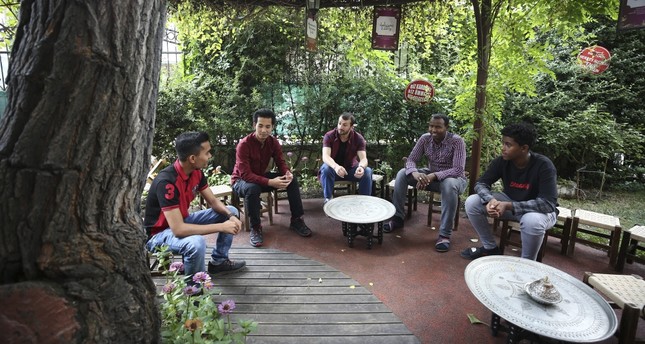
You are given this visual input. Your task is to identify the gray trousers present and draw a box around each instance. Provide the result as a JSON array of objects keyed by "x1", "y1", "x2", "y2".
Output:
[
  {"x1": 391, "y1": 168, "x2": 467, "y2": 238},
  {"x1": 464, "y1": 192, "x2": 556, "y2": 260}
]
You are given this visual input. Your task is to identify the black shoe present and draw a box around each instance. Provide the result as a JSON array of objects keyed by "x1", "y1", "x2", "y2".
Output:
[
  {"x1": 383, "y1": 216, "x2": 404, "y2": 233},
  {"x1": 250, "y1": 225, "x2": 264, "y2": 247},
  {"x1": 290, "y1": 218, "x2": 312, "y2": 237},
  {"x1": 207, "y1": 259, "x2": 246, "y2": 275},
  {"x1": 460, "y1": 246, "x2": 502, "y2": 260}
]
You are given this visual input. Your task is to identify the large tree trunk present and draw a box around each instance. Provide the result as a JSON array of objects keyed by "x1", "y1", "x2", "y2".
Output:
[{"x1": 0, "y1": 1, "x2": 166, "y2": 342}]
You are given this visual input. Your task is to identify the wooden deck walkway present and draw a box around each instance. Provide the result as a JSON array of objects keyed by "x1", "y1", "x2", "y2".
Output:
[{"x1": 153, "y1": 246, "x2": 420, "y2": 344}]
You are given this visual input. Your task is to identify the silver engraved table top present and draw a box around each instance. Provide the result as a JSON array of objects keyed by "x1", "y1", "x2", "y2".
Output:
[
  {"x1": 465, "y1": 256, "x2": 617, "y2": 342},
  {"x1": 323, "y1": 195, "x2": 395, "y2": 224}
]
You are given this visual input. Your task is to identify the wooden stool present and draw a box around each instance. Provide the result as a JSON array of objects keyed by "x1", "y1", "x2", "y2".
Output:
[
  {"x1": 426, "y1": 191, "x2": 460, "y2": 231},
  {"x1": 568, "y1": 209, "x2": 622, "y2": 267},
  {"x1": 493, "y1": 218, "x2": 549, "y2": 262},
  {"x1": 372, "y1": 174, "x2": 385, "y2": 198},
  {"x1": 583, "y1": 272, "x2": 645, "y2": 344},
  {"x1": 549, "y1": 206, "x2": 574, "y2": 255},
  {"x1": 333, "y1": 180, "x2": 356, "y2": 196},
  {"x1": 232, "y1": 191, "x2": 273, "y2": 231},
  {"x1": 199, "y1": 185, "x2": 233, "y2": 209},
  {"x1": 385, "y1": 179, "x2": 417, "y2": 219},
  {"x1": 616, "y1": 225, "x2": 645, "y2": 272},
  {"x1": 272, "y1": 187, "x2": 287, "y2": 214}
]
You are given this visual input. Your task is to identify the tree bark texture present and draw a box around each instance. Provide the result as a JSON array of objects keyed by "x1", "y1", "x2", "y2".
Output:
[{"x1": 0, "y1": 1, "x2": 166, "y2": 342}]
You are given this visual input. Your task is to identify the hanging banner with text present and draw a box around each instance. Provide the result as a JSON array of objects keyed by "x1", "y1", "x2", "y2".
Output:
[
  {"x1": 305, "y1": 10, "x2": 318, "y2": 52},
  {"x1": 577, "y1": 46, "x2": 611, "y2": 75},
  {"x1": 404, "y1": 80, "x2": 435, "y2": 104},
  {"x1": 618, "y1": 0, "x2": 645, "y2": 31},
  {"x1": 371, "y1": 6, "x2": 401, "y2": 51}
]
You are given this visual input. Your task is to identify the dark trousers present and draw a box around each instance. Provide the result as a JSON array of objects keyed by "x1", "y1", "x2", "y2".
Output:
[{"x1": 233, "y1": 172, "x2": 304, "y2": 228}]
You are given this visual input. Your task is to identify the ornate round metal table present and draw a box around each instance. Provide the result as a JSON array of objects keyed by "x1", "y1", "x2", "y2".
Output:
[
  {"x1": 323, "y1": 195, "x2": 395, "y2": 249},
  {"x1": 464, "y1": 256, "x2": 617, "y2": 343}
]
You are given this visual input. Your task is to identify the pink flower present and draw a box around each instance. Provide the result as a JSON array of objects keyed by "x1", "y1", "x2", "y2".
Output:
[
  {"x1": 287, "y1": 152, "x2": 293, "y2": 157},
  {"x1": 192, "y1": 272, "x2": 211, "y2": 284},
  {"x1": 218, "y1": 300, "x2": 236, "y2": 315},
  {"x1": 169, "y1": 262, "x2": 184, "y2": 272},
  {"x1": 162, "y1": 282, "x2": 176, "y2": 294},
  {"x1": 301, "y1": 156, "x2": 308, "y2": 162},
  {"x1": 183, "y1": 285, "x2": 200, "y2": 296},
  {"x1": 203, "y1": 281, "x2": 215, "y2": 290}
]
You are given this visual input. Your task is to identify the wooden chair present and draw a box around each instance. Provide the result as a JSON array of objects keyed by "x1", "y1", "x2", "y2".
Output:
[
  {"x1": 385, "y1": 179, "x2": 417, "y2": 219},
  {"x1": 616, "y1": 225, "x2": 645, "y2": 272},
  {"x1": 549, "y1": 206, "x2": 574, "y2": 255},
  {"x1": 583, "y1": 272, "x2": 645, "y2": 344},
  {"x1": 426, "y1": 191, "x2": 461, "y2": 231},
  {"x1": 493, "y1": 218, "x2": 549, "y2": 262},
  {"x1": 372, "y1": 174, "x2": 385, "y2": 198},
  {"x1": 232, "y1": 191, "x2": 273, "y2": 231},
  {"x1": 568, "y1": 209, "x2": 622, "y2": 267},
  {"x1": 199, "y1": 185, "x2": 233, "y2": 209}
]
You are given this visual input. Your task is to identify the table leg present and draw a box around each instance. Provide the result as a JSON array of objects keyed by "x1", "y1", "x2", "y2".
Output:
[
  {"x1": 347, "y1": 223, "x2": 356, "y2": 248},
  {"x1": 491, "y1": 313, "x2": 501, "y2": 337},
  {"x1": 342, "y1": 222, "x2": 348, "y2": 237},
  {"x1": 366, "y1": 224, "x2": 373, "y2": 249},
  {"x1": 377, "y1": 221, "x2": 383, "y2": 244},
  {"x1": 491, "y1": 312, "x2": 544, "y2": 344}
]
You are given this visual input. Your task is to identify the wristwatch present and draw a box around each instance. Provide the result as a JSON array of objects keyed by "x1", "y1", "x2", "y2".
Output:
[{"x1": 227, "y1": 213, "x2": 238, "y2": 219}]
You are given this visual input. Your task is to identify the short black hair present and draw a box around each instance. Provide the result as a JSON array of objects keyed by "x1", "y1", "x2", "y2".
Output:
[
  {"x1": 253, "y1": 108, "x2": 276, "y2": 126},
  {"x1": 501, "y1": 122, "x2": 537, "y2": 148},
  {"x1": 431, "y1": 113, "x2": 450, "y2": 127},
  {"x1": 175, "y1": 131, "x2": 210, "y2": 161},
  {"x1": 340, "y1": 112, "x2": 356, "y2": 126}
]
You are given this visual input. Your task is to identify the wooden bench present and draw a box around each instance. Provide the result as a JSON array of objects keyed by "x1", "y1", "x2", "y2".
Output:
[
  {"x1": 616, "y1": 225, "x2": 645, "y2": 272},
  {"x1": 584, "y1": 272, "x2": 645, "y2": 344},
  {"x1": 568, "y1": 209, "x2": 622, "y2": 267}
]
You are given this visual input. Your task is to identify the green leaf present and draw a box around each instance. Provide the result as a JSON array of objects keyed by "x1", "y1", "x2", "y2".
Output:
[{"x1": 467, "y1": 313, "x2": 489, "y2": 326}]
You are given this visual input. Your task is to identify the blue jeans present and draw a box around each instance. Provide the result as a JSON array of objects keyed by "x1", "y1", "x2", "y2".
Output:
[
  {"x1": 391, "y1": 167, "x2": 467, "y2": 238},
  {"x1": 319, "y1": 163, "x2": 373, "y2": 199},
  {"x1": 233, "y1": 172, "x2": 304, "y2": 228},
  {"x1": 465, "y1": 192, "x2": 556, "y2": 260},
  {"x1": 145, "y1": 206, "x2": 238, "y2": 276}
]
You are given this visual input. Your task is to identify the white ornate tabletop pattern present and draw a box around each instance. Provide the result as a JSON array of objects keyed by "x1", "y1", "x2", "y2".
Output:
[
  {"x1": 323, "y1": 195, "x2": 395, "y2": 224},
  {"x1": 464, "y1": 256, "x2": 617, "y2": 342}
]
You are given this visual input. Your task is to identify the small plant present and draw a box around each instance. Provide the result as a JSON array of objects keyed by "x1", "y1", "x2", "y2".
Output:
[
  {"x1": 373, "y1": 160, "x2": 393, "y2": 179},
  {"x1": 156, "y1": 246, "x2": 257, "y2": 343},
  {"x1": 206, "y1": 165, "x2": 231, "y2": 186}
]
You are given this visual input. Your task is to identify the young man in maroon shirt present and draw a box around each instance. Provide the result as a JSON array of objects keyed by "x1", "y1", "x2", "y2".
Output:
[{"x1": 231, "y1": 109, "x2": 312, "y2": 247}]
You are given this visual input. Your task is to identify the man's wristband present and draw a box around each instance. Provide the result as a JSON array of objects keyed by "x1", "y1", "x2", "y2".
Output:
[{"x1": 226, "y1": 213, "x2": 238, "y2": 219}]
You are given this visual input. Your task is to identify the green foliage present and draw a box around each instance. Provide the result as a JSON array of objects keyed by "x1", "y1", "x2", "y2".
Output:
[
  {"x1": 502, "y1": 17, "x2": 645, "y2": 182},
  {"x1": 156, "y1": 1, "x2": 640, "y2": 185},
  {"x1": 0, "y1": 1, "x2": 19, "y2": 51}
]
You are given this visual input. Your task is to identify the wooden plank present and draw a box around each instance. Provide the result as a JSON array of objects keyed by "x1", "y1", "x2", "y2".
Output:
[
  {"x1": 230, "y1": 312, "x2": 401, "y2": 323},
  {"x1": 213, "y1": 286, "x2": 372, "y2": 295},
  {"x1": 246, "y1": 335, "x2": 420, "y2": 344},
  {"x1": 249, "y1": 323, "x2": 413, "y2": 336},
  {"x1": 152, "y1": 246, "x2": 419, "y2": 343}
]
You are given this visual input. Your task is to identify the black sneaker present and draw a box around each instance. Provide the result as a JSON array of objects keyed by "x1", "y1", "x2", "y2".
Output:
[
  {"x1": 460, "y1": 246, "x2": 502, "y2": 260},
  {"x1": 290, "y1": 218, "x2": 312, "y2": 237},
  {"x1": 207, "y1": 259, "x2": 246, "y2": 275},
  {"x1": 383, "y1": 216, "x2": 404, "y2": 233},
  {"x1": 250, "y1": 225, "x2": 263, "y2": 247}
]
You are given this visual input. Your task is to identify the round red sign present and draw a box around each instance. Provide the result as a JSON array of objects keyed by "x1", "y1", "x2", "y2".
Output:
[
  {"x1": 404, "y1": 79, "x2": 434, "y2": 104},
  {"x1": 577, "y1": 46, "x2": 611, "y2": 74}
]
